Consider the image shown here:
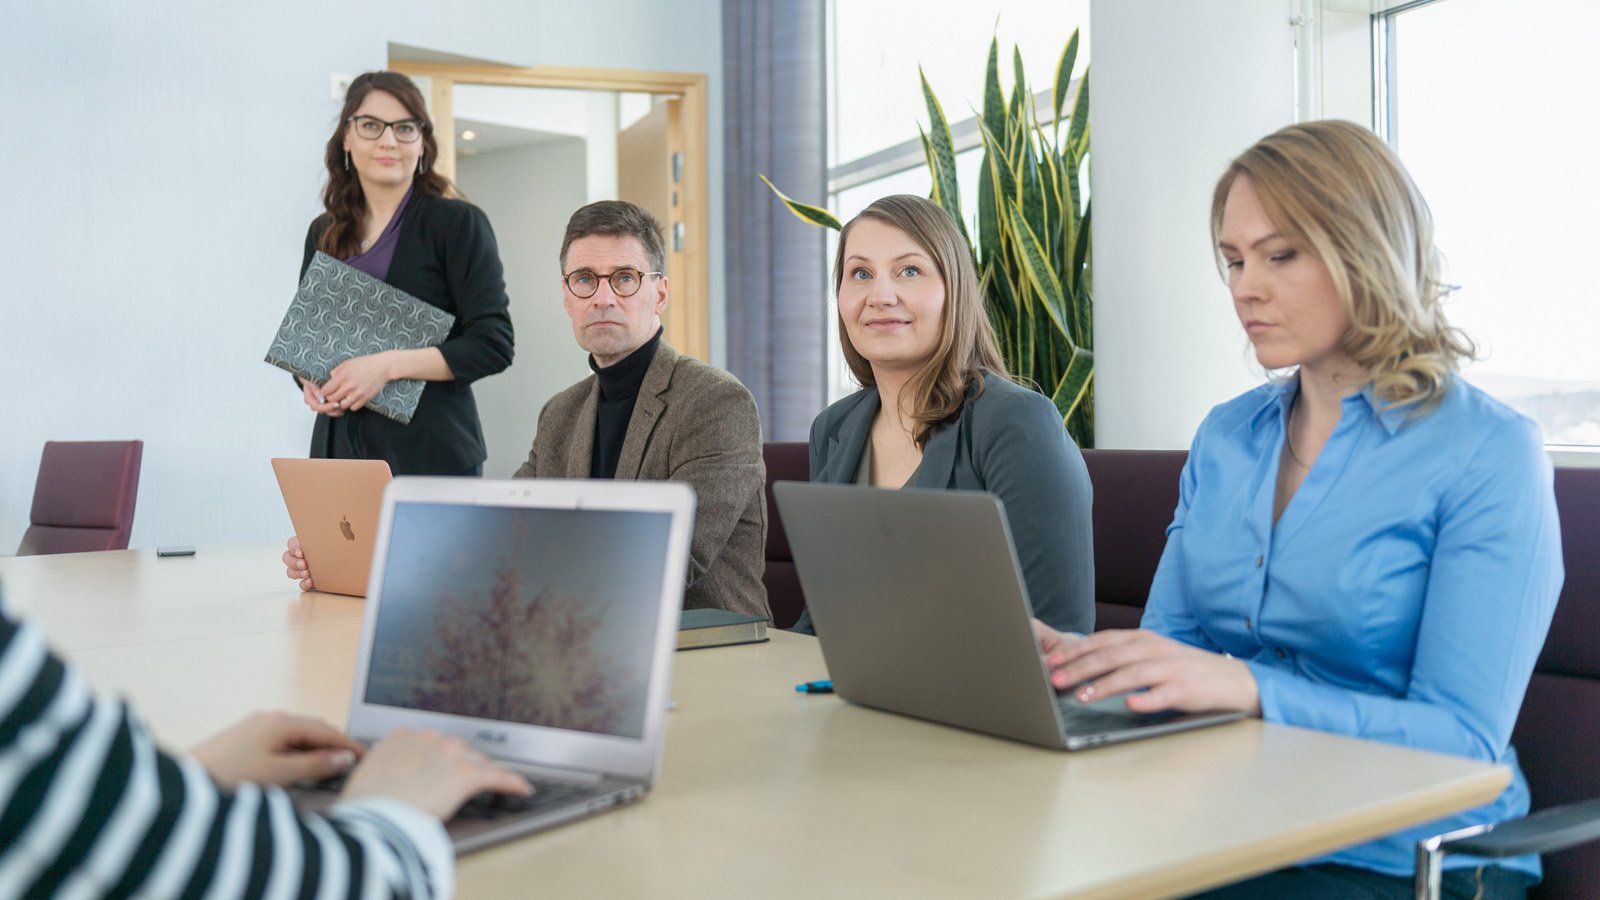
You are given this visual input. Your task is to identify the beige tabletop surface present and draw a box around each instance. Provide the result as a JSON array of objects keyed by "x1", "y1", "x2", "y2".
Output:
[{"x1": 0, "y1": 543, "x2": 1511, "y2": 900}]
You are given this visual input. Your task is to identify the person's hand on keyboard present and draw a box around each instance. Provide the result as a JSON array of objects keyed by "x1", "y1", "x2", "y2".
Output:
[
  {"x1": 189, "y1": 710, "x2": 365, "y2": 789},
  {"x1": 338, "y1": 727, "x2": 532, "y2": 820},
  {"x1": 1034, "y1": 621, "x2": 1262, "y2": 717}
]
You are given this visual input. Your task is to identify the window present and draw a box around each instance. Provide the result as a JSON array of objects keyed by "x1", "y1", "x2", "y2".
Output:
[
  {"x1": 1378, "y1": 0, "x2": 1600, "y2": 449},
  {"x1": 824, "y1": 0, "x2": 1090, "y2": 401}
]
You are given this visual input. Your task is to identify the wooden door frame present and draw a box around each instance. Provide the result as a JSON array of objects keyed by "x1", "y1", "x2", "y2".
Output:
[{"x1": 391, "y1": 61, "x2": 709, "y2": 361}]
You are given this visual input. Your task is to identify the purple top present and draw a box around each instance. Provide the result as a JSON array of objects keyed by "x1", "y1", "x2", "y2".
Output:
[{"x1": 343, "y1": 186, "x2": 414, "y2": 280}]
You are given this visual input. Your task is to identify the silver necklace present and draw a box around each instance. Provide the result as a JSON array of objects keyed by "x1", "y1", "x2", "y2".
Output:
[
  {"x1": 360, "y1": 238, "x2": 372, "y2": 251},
  {"x1": 1285, "y1": 395, "x2": 1312, "y2": 469}
]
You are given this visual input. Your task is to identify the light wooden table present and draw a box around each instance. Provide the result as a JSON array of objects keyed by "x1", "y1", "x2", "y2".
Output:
[{"x1": 0, "y1": 544, "x2": 1510, "y2": 900}]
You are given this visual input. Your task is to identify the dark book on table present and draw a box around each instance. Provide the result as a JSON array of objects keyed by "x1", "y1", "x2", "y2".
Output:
[
  {"x1": 265, "y1": 251, "x2": 455, "y2": 425},
  {"x1": 677, "y1": 608, "x2": 769, "y2": 650}
]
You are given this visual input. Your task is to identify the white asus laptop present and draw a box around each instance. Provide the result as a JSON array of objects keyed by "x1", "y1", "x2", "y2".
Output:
[
  {"x1": 290, "y1": 476, "x2": 695, "y2": 853},
  {"x1": 774, "y1": 482, "x2": 1243, "y2": 751}
]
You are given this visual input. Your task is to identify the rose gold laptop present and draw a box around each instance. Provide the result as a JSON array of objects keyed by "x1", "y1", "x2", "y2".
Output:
[{"x1": 270, "y1": 458, "x2": 391, "y2": 596}]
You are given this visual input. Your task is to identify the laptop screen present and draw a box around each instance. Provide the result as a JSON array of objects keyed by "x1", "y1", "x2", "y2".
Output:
[{"x1": 361, "y1": 501, "x2": 671, "y2": 740}]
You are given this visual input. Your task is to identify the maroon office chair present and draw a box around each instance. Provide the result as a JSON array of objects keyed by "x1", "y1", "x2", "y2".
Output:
[
  {"x1": 762, "y1": 442, "x2": 809, "y2": 629},
  {"x1": 17, "y1": 441, "x2": 144, "y2": 556}
]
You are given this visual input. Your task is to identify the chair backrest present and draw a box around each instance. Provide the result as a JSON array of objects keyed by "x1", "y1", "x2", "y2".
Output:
[
  {"x1": 1518, "y1": 465, "x2": 1600, "y2": 900},
  {"x1": 18, "y1": 440, "x2": 144, "y2": 556},
  {"x1": 762, "y1": 442, "x2": 809, "y2": 629},
  {"x1": 1079, "y1": 449, "x2": 1187, "y2": 632}
]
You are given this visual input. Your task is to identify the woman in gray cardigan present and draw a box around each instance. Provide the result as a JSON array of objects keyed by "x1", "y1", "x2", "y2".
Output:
[{"x1": 791, "y1": 195, "x2": 1094, "y2": 636}]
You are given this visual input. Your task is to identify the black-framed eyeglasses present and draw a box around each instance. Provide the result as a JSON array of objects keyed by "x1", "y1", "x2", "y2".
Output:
[
  {"x1": 562, "y1": 268, "x2": 662, "y2": 299},
  {"x1": 348, "y1": 115, "x2": 425, "y2": 143}
]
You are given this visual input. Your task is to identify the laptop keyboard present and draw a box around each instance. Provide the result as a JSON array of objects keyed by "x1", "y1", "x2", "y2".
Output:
[
  {"x1": 1054, "y1": 696, "x2": 1177, "y2": 733},
  {"x1": 296, "y1": 772, "x2": 594, "y2": 820}
]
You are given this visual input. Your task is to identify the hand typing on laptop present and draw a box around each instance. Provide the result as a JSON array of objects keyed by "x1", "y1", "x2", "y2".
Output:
[
  {"x1": 339, "y1": 727, "x2": 532, "y2": 820},
  {"x1": 190, "y1": 711, "x2": 530, "y2": 819},
  {"x1": 1034, "y1": 620, "x2": 1263, "y2": 717}
]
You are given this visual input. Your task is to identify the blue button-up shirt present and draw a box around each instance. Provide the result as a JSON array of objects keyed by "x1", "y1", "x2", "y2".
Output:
[{"x1": 1141, "y1": 376, "x2": 1563, "y2": 879}]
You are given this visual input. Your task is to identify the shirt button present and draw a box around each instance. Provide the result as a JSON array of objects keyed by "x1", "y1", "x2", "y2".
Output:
[
  {"x1": 1255, "y1": 555, "x2": 1263, "y2": 567},
  {"x1": 1245, "y1": 617, "x2": 1252, "y2": 630},
  {"x1": 1275, "y1": 647, "x2": 1287, "y2": 659}
]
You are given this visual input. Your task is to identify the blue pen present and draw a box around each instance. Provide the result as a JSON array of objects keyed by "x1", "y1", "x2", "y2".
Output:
[{"x1": 795, "y1": 679, "x2": 833, "y2": 694}]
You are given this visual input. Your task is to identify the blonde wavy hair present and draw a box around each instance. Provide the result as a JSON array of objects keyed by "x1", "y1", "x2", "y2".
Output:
[
  {"x1": 834, "y1": 195, "x2": 1009, "y2": 448},
  {"x1": 1210, "y1": 120, "x2": 1474, "y2": 414}
]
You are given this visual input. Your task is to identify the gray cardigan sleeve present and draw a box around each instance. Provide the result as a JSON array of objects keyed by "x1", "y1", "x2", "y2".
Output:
[{"x1": 966, "y1": 387, "x2": 1096, "y2": 635}]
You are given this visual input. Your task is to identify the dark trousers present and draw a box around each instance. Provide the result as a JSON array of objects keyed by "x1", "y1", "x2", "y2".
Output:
[{"x1": 1187, "y1": 863, "x2": 1530, "y2": 900}]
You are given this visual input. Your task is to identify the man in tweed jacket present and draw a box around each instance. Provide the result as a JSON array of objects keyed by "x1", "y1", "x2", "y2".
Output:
[{"x1": 513, "y1": 202, "x2": 769, "y2": 619}]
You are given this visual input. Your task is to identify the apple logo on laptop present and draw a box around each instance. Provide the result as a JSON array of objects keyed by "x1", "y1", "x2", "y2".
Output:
[{"x1": 340, "y1": 516, "x2": 355, "y2": 541}]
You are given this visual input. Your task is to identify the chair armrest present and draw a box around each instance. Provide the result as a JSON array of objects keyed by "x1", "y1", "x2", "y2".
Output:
[
  {"x1": 1417, "y1": 800, "x2": 1600, "y2": 899},
  {"x1": 1437, "y1": 797, "x2": 1600, "y2": 858}
]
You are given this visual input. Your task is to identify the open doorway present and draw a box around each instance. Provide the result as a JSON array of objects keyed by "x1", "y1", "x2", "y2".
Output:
[{"x1": 389, "y1": 62, "x2": 708, "y2": 479}]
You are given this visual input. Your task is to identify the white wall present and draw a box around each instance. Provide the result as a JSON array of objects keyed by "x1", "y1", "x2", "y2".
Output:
[
  {"x1": 0, "y1": 0, "x2": 724, "y2": 552},
  {"x1": 454, "y1": 139, "x2": 592, "y2": 478},
  {"x1": 1089, "y1": 0, "x2": 1297, "y2": 449}
]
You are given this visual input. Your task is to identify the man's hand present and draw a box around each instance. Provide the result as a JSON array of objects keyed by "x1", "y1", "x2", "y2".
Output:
[{"x1": 189, "y1": 711, "x2": 364, "y2": 789}]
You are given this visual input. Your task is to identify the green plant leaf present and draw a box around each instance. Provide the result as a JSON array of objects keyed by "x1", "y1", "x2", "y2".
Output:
[
  {"x1": 758, "y1": 174, "x2": 841, "y2": 230},
  {"x1": 1052, "y1": 29, "x2": 1080, "y2": 131},
  {"x1": 1006, "y1": 199, "x2": 1075, "y2": 350},
  {"x1": 983, "y1": 36, "x2": 1006, "y2": 145},
  {"x1": 1051, "y1": 346, "x2": 1094, "y2": 427},
  {"x1": 1018, "y1": 90, "x2": 1045, "y2": 230},
  {"x1": 977, "y1": 149, "x2": 999, "y2": 265},
  {"x1": 919, "y1": 68, "x2": 968, "y2": 241},
  {"x1": 1038, "y1": 139, "x2": 1064, "y2": 270},
  {"x1": 1067, "y1": 68, "x2": 1091, "y2": 160},
  {"x1": 1007, "y1": 45, "x2": 1026, "y2": 126},
  {"x1": 976, "y1": 116, "x2": 1021, "y2": 214},
  {"x1": 1071, "y1": 201, "x2": 1092, "y2": 343}
]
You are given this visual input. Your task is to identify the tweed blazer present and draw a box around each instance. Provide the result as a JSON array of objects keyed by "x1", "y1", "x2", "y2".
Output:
[
  {"x1": 793, "y1": 372, "x2": 1094, "y2": 635},
  {"x1": 514, "y1": 341, "x2": 770, "y2": 618}
]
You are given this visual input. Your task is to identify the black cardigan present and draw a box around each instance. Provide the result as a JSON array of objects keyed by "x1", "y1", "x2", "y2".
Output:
[{"x1": 299, "y1": 193, "x2": 514, "y2": 475}]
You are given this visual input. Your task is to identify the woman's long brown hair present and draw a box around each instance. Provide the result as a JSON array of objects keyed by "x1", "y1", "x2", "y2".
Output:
[{"x1": 318, "y1": 71, "x2": 455, "y2": 260}]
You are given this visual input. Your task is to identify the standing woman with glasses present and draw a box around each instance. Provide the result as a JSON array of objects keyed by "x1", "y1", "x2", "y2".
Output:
[
  {"x1": 294, "y1": 70, "x2": 514, "y2": 477},
  {"x1": 281, "y1": 71, "x2": 513, "y2": 590}
]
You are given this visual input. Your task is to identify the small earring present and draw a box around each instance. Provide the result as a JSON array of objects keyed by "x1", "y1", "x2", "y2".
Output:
[
  {"x1": 418, "y1": 158, "x2": 427, "y2": 175},
  {"x1": 344, "y1": 151, "x2": 351, "y2": 171}
]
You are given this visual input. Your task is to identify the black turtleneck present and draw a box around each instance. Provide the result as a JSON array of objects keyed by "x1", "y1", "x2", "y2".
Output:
[{"x1": 590, "y1": 328, "x2": 663, "y2": 478}]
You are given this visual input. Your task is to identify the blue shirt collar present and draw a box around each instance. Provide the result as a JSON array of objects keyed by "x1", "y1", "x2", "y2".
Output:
[{"x1": 1246, "y1": 375, "x2": 1406, "y2": 436}]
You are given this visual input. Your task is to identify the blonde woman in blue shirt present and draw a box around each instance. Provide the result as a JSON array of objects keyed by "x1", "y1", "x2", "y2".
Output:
[{"x1": 1035, "y1": 121, "x2": 1562, "y2": 899}]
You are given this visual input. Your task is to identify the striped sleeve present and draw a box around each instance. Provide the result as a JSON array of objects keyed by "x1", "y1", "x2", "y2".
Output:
[{"x1": 0, "y1": 602, "x2": 452, "y2": 900}]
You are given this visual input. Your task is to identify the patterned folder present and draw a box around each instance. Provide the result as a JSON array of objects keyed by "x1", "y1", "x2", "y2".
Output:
[{"x1": 265, "y1": 252, "x2": 455, "y2": 425}]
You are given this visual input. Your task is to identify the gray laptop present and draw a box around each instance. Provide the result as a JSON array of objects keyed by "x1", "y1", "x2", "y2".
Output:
[
  {"x1": 290, "y1": 476, "x2": 695, "y2": 853},
  {"x1": 773, "y1": 482, "x2": 1243, "y2": 751}
]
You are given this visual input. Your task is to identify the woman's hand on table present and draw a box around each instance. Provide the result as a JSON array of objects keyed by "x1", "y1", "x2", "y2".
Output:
[
  {"x1": 339, "y1": 728, "x2": 531, "y2": 821},
  {"x1": 1033, "y1": 621, "x2": 1262, "y2": 716},
  {"x1": 283, "y1": 535, "x2": 315, "y2": 591},
  {"x1": 189, "y1": 711, "x2": 363, "y2": 789}
]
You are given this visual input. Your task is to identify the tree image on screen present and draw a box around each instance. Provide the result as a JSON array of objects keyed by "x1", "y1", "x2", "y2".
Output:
[{"x1": 410, "y1": 531, "x2": 628, "y2": 733}]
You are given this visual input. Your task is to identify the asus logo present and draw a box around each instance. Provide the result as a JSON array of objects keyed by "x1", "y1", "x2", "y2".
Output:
[{"x1": 475, "y1": 729, "x2": 509, "y2": 744}]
